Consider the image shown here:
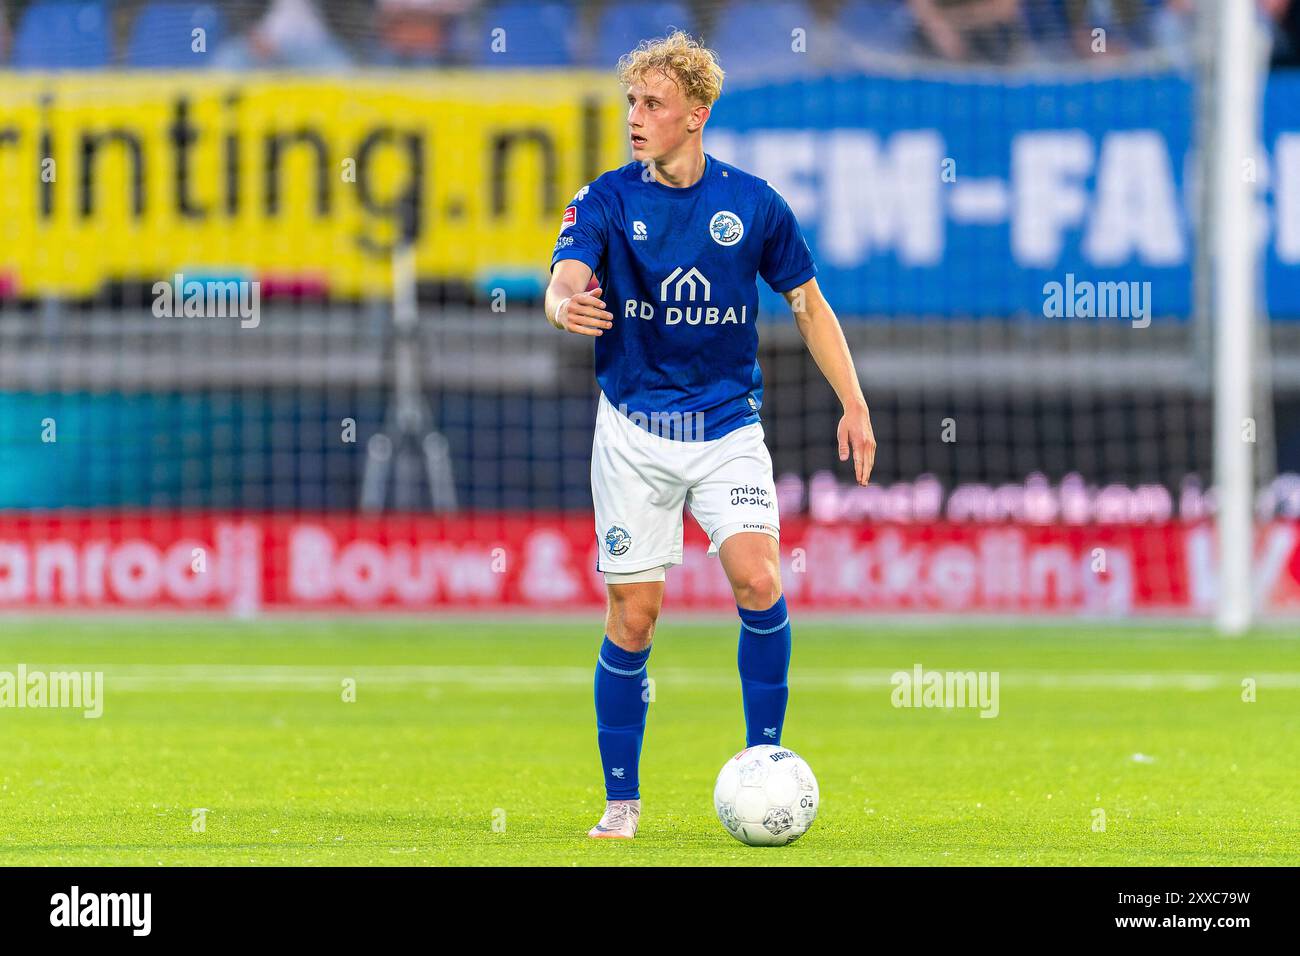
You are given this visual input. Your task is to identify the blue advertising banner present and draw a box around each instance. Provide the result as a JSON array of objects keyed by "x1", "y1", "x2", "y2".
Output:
[{"x1": 709, "y1": 71, "x2": 1300, "y2": 320}]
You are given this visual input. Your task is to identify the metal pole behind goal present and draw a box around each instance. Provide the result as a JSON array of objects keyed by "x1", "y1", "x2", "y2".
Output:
[{"x1": 361, "y1": 205, "x2": 458, "y2": 512}]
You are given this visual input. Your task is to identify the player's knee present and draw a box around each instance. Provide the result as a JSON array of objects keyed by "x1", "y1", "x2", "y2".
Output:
[
  {"x1": 733, "y1": 568, "x2": 781, "y2": 610},
  {"x1": 608, "y1": 611, "x2": 656, "y2": 651},
  {"x1": 606, "y1": 592, "x2": 660, "y2": 651}
]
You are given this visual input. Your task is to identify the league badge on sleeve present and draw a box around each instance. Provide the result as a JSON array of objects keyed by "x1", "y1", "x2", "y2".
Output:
[{"x1": 561, "y1": 205, "x2": 578, "y2": 231}]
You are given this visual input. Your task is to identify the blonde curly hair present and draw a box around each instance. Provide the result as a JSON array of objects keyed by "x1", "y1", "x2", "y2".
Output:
[{"x1": 616, "y1": 30, "x2": 725, "y2": 107}]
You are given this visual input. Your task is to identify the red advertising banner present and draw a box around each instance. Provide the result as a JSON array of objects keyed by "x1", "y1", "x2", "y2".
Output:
[{"x1": 0, "y1": 512, "x2": 1298, "y2": 615}]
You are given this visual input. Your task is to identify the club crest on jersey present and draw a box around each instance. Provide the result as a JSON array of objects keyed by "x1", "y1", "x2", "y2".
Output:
[
  {"x1": 605, "y1": 525, "x2": 632, "y2": 556},
  {"x1": 560, "y1": 205, "x2": 577, "y2": 231},
  {"x1": 709, "y1": 210, "x2": 744, "y2": 246}
]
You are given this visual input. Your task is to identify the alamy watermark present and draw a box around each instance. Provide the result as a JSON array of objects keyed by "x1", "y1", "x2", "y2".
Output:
[
  {"x1": 614, "y1": 402, "x2": 707, "y2": 444},
  {"x1": 891, "y1": 663, "x2": 999, "y2": 718},
  {"x1": 152, "y1": 273, "x2": 260, "y2": 328},
  {"x1": 0, "y1": 665, "x2": 104, "y2": 718},
  {"x1": 1042, "y1": 272, "x2": 1151, "y2": 327},
  {"x1": 50, "y1": 886, "x2": 150, "y2": 936}
]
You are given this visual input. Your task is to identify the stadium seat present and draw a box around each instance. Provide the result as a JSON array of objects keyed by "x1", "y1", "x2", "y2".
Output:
[
  {"x1": 13, "y1": 0, "x2": 112, "y2": 69},
  {"x1": 708, "y1": 0, "x2": 817, "y2": 79},
  {"x1": 1021, "y1": 0, "x2": 1162, "y2": 58},
  {"x1": 470, "y1": 1, "x2": 577, "y2": 67},
  {"x1": 125, "y1": 3, "x2": 226, "y2": 68},
  {"x1": 836, "y1": 0, "x2": 914, "y2": 55},
  {"x1": 590, "y1": 1, "x2": 695, "y2": 67},
  {"x1": 1021, "y1": 0, "x2": 1073, "y2": 57}
]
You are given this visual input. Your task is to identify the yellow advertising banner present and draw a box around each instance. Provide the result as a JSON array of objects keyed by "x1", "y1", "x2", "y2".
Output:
[{"x1": 0, "y1": 72, "x2": 628, "y2": 297}]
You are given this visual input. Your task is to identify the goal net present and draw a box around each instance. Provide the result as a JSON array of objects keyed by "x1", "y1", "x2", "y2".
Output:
[{"x1": 0, "y1": 0, "x2": 1295, "y2": 618}]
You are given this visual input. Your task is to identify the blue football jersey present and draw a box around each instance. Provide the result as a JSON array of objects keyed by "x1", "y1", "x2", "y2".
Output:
[{"x1": 550, "y1": 154, "x2": 816, "y2": 441}]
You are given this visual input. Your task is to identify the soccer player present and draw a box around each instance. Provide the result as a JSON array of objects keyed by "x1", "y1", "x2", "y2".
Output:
[{"x1": 545, "y1": 31, "x2": 876, "y2": 839}]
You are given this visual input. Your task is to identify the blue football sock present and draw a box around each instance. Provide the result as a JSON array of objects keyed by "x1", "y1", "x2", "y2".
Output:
[
  {"x1": 594, "y1": 635, "x2": 651, "y2": 801},
  {"x1": 737, "y1": 595, "x2": 792, "y2": 747}
]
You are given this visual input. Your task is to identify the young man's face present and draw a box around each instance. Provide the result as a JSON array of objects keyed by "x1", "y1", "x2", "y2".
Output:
[{"x1": 626, "y1": 70, "x2": 707, "y2": 164}]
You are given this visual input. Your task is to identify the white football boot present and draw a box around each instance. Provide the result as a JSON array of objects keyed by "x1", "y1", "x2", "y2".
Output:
[{"x1": 587, "y1": 798, "x2": 640, "y2": 839}]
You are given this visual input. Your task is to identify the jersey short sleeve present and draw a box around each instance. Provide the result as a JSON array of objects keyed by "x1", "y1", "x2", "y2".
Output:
[
  {"x1": 550, "y1": 181, "x2": 610, "y2": 277},
  {"x1": 758, "y1": 185, "x2": 817, "y2": 294}
]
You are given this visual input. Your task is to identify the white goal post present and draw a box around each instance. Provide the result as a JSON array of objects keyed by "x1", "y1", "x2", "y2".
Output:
[{"x1": 1211, "y1": 0, "x2": 1265, "y2": 635}]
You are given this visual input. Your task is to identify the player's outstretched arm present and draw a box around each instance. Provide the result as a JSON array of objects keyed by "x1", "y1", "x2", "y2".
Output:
[
  {"x1": 546, "y1": 259, "x2": 614, "y2": 337},
  {"x1": 784, "y1": 276, "x2": 878, "y2": 486}
]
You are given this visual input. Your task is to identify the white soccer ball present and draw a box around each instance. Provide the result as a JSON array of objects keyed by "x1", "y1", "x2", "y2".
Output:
[{"x1": 713, "y1": 745, "x2": 819, "y2": 846}]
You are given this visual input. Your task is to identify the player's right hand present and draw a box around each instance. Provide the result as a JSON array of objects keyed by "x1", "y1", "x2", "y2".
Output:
[{"x1": 557, "y1": 287, "x2": 614, "y2": 336}]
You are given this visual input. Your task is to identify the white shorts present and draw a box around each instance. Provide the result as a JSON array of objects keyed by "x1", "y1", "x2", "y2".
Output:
[{"x1": 592, "y1": 391, "x2": 780, "y2": 581}]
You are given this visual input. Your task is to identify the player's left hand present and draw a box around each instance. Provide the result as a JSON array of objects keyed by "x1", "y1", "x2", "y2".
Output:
[{"x1": 837, "y1": 403, "x2": 877, "y2": 486}]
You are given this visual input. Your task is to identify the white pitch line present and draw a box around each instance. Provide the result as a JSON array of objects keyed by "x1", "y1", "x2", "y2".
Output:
[{"x1": 16, "y1": 664, "x2": 1299, "y2": 693}]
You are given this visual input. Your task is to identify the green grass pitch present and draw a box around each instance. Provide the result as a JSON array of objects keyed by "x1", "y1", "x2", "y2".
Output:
[{"x1": 1, "y1": 617, "x2": 1296, "y2": 866}]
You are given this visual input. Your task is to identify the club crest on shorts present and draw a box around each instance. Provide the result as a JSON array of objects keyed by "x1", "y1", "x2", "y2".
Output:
[
  {"x1": 709, "y1": 210, "x2": 744, "y2": 246},
  {"x1": 604, "y1": 524, "x2": 632, "y2": 556}
]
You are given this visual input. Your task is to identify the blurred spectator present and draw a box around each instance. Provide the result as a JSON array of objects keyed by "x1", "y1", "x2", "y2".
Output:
[
  {"x1": 213, "y1": 0, "x2": 353, "y2": 69},
  {"x1": 371, "y1": 0, "x2": 474, "y2": 66},
  {"x1": 1062, "y1": 0, "x2": 1155, "y2": 57},
  {"x1": 908, "y1": 0, "x2": 1023, "y2": 63},
  {"x1": 1264, "y1": 0, "x2": 1300, "y2": 66},
  {"x1": 1149, "y1": 0, "x2": 1300, "y2": 69},
  {"x1": 1149, "y1": 0, "x2": 1195, "y2": 61}
]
